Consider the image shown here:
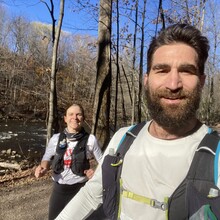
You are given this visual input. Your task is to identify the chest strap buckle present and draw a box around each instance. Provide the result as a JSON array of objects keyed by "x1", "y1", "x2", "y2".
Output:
[
  {"x1": 122, "y1": 190, "x2": 168, "y2": 211},
  {"x1": 150, "y1": 199, "x2": 167, "y2": 211}
]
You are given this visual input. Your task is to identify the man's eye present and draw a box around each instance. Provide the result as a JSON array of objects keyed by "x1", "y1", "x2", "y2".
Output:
[
  {"x1": 179, "y1": 65, "x2": 198, "y2": 75},
  {"x1": 180, "y1": 70, "x2": 195, "y2": 75},
  {"x1": 156, "y1": 69, "x2": 167, "y2": 74}
]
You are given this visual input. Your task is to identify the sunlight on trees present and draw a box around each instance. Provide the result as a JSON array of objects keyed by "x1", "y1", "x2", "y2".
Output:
[{"x1": 0, "y1": 0, "x2": 220, "y2": 148}]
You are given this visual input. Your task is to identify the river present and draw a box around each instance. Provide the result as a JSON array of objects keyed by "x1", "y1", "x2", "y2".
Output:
[
  {"x1": 0, "y1": 120, "x2": 219, "y2": 162},
  {"x1": 0, "y1": 120, "x2": 47, "y2": 160}
]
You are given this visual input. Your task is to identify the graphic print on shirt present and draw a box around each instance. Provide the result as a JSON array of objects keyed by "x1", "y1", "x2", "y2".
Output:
[{"x1": 63, "y1": 148, "x2": 73, "y2": 168}]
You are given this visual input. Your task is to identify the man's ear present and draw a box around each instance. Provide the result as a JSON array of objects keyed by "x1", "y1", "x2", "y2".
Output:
[{"x1": 144, "y1": 73, "x2": 148, "y2": 87}]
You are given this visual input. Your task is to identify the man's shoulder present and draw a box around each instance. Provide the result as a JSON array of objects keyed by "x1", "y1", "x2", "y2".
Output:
[
  {"x1": 111, "y1": 121, "x2": 149, "y2": 146},
  {"x1": 116, "y1": 126, "x2": 132, "y2": 135},
  {"x1": 116, "y1": 121, "x2": 149, "y2": 135}
]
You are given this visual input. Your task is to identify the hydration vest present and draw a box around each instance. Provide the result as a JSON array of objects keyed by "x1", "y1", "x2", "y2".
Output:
[
  {"x1": 52, "y1": 131, "x2": 90, "y2": 176},
  {"x1": 102, "y1": 122, "x2": 220, "y2": 220}
]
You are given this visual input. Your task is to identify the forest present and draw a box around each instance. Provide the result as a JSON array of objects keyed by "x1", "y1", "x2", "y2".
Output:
[{"x1": 1, "y1": 0, "x2": 220, "y2": 148}]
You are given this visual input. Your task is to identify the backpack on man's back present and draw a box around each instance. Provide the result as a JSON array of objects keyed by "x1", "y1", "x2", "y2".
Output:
[{"x1": 101, "y1": 122, "x2": 220, "y2": 220}]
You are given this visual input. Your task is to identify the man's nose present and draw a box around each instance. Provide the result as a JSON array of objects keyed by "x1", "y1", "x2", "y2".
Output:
[{"x1": 165, "y1": 70, "x2": 183, "y2": 90}]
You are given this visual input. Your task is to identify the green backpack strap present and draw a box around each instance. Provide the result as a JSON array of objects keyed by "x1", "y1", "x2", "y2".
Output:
[
  {"x1": 102, "y1": 121, "x2": 146, "y2": 220},
  {"x1": 116, "y1": 121, "x2": 146, "y2": 156}
]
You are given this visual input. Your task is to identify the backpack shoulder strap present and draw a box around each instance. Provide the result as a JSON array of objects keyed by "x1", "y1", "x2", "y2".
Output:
[
  {"x1": 116, "y1": 121, "x2": 146, "y2": 159},
  {"x1": 56, "y1": 132, "x2": 67, "y2": 154},
  {"x1": 204, "y1": 130, "x2": 219, "y2": 185},
  {"x1": 168, "y1": 129, "x2": 220, "y2": 220},
  {"x1": 187, "y1": 130, "x2": 220, "y2": 184},
  {"x1": 101, "y1": 121, "x2": 146, "y2": 219},
  {"x1": 214, "y1": 133, "x2": 220, "y2": 185}
]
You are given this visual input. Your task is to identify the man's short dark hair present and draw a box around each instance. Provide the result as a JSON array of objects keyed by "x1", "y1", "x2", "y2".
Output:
[{"x1": 147, "y1": 23, "x2": 210, "y2": 75}]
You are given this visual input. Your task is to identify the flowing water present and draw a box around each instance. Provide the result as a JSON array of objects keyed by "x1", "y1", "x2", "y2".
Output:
[
  {"x1": 0, "y1": 120, "x2": 219, "y2": 162},
  {"x1": 0, "y1": 119, "x2": 47, "y2": 160}
]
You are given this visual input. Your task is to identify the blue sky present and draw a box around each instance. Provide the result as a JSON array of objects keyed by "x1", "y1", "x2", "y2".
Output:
[{"x1": 2, "y1": 0, "x2": 99, "y2": 36}]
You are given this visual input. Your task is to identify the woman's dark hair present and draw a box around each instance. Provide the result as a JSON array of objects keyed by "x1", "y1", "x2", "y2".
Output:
[{"x1": 147, "y1": 23, "x2": 210, "y2": 74}]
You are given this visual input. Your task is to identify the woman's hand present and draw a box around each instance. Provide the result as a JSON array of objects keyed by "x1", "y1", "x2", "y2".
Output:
[
  {"x1": 34, "y1": 165, "x2": 47, "y2": 178},
  {"x1": 84, "y1": 168, "x2": 94, "y2": 179}
]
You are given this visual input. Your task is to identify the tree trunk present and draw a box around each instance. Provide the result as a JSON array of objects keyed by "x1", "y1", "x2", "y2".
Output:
[
  {"x1": 131, "y1": 0, "x2": 139, "y2": 125},
  {"x1": 46, "y1": 0, "x2": 65, "y2": 144},
  {"x1": 137, "y1": 0, "x2": 147, "y2": 123},
  {"x1": 114, "y1": 0, "x2": 120, "y2": 131},
  {"x1": 92, "y1": 0, "x2": 112, "y2": 150}
]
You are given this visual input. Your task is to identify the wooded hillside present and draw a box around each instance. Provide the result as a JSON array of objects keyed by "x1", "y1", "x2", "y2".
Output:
[{"x1": 0, "y1": 21, "x2": 97, "y2": 125}]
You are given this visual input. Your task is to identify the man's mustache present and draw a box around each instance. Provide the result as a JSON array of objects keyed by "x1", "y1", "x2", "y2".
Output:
[{"x1": 156, "y1": 90, "x2": 189, "y2": 99}]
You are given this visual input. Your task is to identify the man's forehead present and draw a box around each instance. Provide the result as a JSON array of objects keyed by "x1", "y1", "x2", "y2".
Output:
[{"x1": 152, "y1": 44, "x2": 198, "y2": 65}]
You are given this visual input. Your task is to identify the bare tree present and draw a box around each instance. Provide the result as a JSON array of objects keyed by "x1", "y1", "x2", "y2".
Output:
[
  {"x1": 92, "y1": 0, "x2": 112, "y2": 149},
  {"x1": 114, "y1": 0, "x2": 120, "y2": 131},
  {"x1": 131, "y1": 0, "x2": 139, "y2": 125},
  {"x1": 137, "y1": 0, "x2": 147, "y2": 123},
  {"x1": 0, "y1": 5, "x2": 10, "y2": 48},
  {"x1": 42, "y1": 0, "x2": 65, "y2": 144},
  {"x1": 10, "y1": 16, "x2": 30, "y2": 55}
]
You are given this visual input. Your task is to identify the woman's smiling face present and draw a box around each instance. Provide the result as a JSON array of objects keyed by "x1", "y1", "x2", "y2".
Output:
[{"x1": 64, "y1": 105, "x2": 84, "y2": 133}]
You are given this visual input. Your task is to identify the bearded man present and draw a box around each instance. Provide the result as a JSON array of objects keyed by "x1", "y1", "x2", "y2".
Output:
[{"x1": 56, "y1": 24, "x2": 220, "y2": 220}]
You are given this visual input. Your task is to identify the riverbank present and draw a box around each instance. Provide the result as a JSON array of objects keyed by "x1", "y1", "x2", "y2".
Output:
[{"x1": 0, "y1": 119, "x2": 47, "y2": 175}]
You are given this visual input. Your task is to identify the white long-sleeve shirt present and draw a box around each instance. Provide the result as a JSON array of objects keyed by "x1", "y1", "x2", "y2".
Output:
[
  {"x1": 56, "y1": 121, "x2": 220, "y2": 220},
  {"x1": 42, "y1": 133, "x2": 103, "y2": 185}
]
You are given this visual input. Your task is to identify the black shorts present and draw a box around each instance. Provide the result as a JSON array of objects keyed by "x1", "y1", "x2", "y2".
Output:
[{"x1": 48, "y1": 181, "x2": 86, "y2": 220}]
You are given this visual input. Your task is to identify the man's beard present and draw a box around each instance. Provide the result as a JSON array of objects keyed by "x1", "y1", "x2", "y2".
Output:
[{"x1": 145, "y1": 83, "x2": 202, "y2": 129}]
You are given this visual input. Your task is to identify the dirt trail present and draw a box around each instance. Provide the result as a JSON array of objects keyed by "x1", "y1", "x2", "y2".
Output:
[
  {"x1": 0, "y1": 168, "x2": 107, "y2": 220},
  {"x1": 0, "y1": 169, "x2": 52, "y2": 220}
]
